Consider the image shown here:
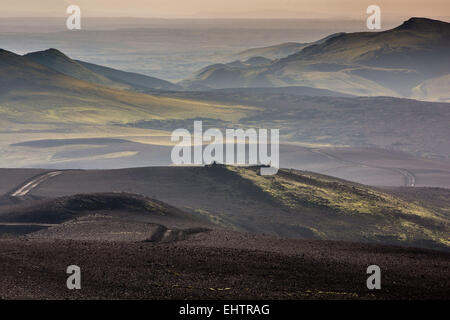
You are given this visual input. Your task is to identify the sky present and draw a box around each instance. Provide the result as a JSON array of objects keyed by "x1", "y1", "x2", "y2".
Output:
[{"x1": 0, "y1": 0, "x2": 449, "y2": 20}]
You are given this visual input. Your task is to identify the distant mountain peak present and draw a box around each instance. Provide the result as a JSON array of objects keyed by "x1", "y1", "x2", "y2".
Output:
[
  {"x1": 46, "y1": 48, "x2": 65, "y2": 54},
  {"x1": 30, "y1": 48, "x2": 69, "y2": 58},
  {"x1": 396, "y1": 17, "x2": 449, "y2": 31},
  {"x1": 46, "y1": 48, "x2": 62, "y2": 53}
]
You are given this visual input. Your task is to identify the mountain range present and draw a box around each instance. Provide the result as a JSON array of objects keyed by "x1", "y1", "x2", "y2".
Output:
[{"x1": 181, "y1": 18, "x2": 450, "y2": 101}]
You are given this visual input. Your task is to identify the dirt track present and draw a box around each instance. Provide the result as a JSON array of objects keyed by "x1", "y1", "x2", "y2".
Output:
[{"x1": 9, "y1": 171, "x2": 63, "y2": 197}]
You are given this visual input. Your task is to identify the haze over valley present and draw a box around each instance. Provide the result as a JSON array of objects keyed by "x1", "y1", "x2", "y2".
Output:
[{"x1": 1, "y1": 19, "x2": 450, "y2": 187}]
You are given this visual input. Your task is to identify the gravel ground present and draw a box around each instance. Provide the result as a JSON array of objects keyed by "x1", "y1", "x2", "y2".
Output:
[{"x1": 0, "y1": 236, "x2": 448, "y2": 300}]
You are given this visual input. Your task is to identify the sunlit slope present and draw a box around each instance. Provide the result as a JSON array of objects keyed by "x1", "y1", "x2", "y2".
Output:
[
  {"x1": 0, "y1": 49, "x2": 253, "y2": 125},
  {"x1": 227, "y1": 166, "x2": 449, "y2": 249}
]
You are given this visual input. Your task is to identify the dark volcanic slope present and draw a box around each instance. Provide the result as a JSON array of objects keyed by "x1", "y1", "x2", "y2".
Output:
[
  {"x1": 8, "y1": 166, "x2": 450, "y2": 251},
  {"x1": 0, "y1": 192, "x2": 213, "y2": 241},
  {"x1": 0, "y1": 169, "x2": 448, "y2": 300},
  {"x1": 0, "y1": 237, "x2": 448, "y2": 300}
]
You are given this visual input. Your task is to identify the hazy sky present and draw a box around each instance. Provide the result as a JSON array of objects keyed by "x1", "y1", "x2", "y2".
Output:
[{"x1": 1, "y1": 0, "x2": 449, "y2": 19}]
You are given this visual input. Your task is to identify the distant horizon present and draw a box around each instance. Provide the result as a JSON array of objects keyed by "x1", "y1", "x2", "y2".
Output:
[
  {"x1": 1, "y1": 15, "x2": 449, "y2": 21},
  {"x1": 1, "y1": 0, "x2": 449, "y2": 20},
  {"x1": 1, "y1": 16, "x2": 448, "y2": 35},
  {"x1": 0, "y1": 16, "x2": 448, "y2": 29},
  {"x1": 1, "y1": 16, "x2": 448, "y2": 19}
]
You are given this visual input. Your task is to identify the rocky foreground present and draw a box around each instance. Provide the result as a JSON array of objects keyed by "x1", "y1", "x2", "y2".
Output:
[{"x1": 0, "y1": 233, "x2": 448, "y2": 299}]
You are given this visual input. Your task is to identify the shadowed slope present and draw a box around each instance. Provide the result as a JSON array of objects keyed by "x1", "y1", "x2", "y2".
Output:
[
  {"x1": 0, "y1": 192, "x2": 203, "y2": 224},
  {"x1": 0, "y1": 192, "x2": 212, "y2": 241}
]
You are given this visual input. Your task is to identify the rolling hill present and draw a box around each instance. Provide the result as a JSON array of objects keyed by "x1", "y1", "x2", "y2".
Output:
[
  {"x1": 24, "y1": 49, "x2": 129, "y2": 90},
  {"x1": 24, "y1": 48, "x2": 180, "y2": 92},
  {"x1": 3, "y1": 165, "x2": 448, "y2": 251},
  {"x1": 0, "y1": 49, "x2": 253, "y2": 126},
  {"x1": 182, "y1": 18, "x2": 450, "y2": 100}
]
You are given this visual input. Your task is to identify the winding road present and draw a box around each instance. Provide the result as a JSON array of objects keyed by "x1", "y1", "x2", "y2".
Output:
[
  {"x1": 9, "y1": 171, "x2": 63, "y2": 197},
  {"x1": 310, "y1": 148, "x2": 416, "y2": 187}
]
